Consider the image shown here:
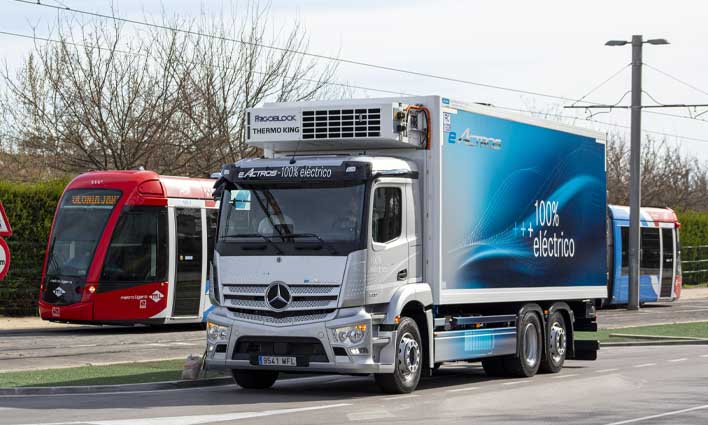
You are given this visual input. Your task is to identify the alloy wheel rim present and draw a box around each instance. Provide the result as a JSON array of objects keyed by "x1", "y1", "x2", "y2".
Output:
[
  {"x1": 549, "y1": 321, "x2": 566, "y2": 364},
  {"x1": 398, "y1": 332, "x2": 421, "y2": 382}
]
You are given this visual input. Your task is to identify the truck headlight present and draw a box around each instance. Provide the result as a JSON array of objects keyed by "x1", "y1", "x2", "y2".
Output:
[
  {"x1": 207, "y1": 322, "x2": 229, "y2": 341},
  {"x1": 331, "y1": 323, "x2": 367, "y2": 346}
]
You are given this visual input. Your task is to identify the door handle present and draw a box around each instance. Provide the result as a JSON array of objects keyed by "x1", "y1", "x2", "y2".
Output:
[{"x1": 397, "y1": 269, "x2": 408, "y2": 281}]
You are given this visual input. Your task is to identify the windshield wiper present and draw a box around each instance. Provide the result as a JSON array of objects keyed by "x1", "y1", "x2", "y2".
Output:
[
  {"x1": 222, "y1": 233, "x2": 284, "y2": 255},
  {"x1": 285, "y1": 233, "x2": 339, "y2": 255}
]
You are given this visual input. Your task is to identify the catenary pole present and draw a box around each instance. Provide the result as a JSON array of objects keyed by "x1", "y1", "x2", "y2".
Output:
[{"x1": 627, "y1": 35, "x2": 643, "y2": 310}]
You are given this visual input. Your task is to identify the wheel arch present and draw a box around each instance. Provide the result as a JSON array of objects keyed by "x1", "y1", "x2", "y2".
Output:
[{"x1": 384, "y1": 284, "x2": 434, "y2": 371}]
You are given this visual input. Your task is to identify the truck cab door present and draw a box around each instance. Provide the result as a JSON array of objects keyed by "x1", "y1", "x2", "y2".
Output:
[{"x1": 367, "y1": 182, "x2": 409, "y2": 304}]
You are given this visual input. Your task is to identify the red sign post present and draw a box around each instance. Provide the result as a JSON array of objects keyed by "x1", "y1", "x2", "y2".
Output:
[{"x1": 0, "y1": 201, "x2": 12, "y2": 281}]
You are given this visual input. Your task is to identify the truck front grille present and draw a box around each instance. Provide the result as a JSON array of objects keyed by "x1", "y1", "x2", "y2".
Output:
[
  {"x1": 302, "y1": 108, "x2": 381, "y2": 140},
  {"x1": 222, "y1": 283, "x2": 339, "y2": 326},
  {"x1": 233, "y1": 336, "x2": 329, "y2": 363}
]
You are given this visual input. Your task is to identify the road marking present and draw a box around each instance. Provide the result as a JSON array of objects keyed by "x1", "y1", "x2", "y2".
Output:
[
  {"x1": 32, "y1": 403, "x2": 352, "y2": 425},
  {"x1": 596, "y1": 368, "x2": 619, "y2": 373},
  {"x1": 668, "y1": 358, "x2": 687, "y2": 363},
  {"x1": 446, "y1": 386, "x2": 480, "y2": 393},
  {"x1": 604, "y1": 403, "x2": 708, "y2": 425},
  {"x1": 551, "y1": 374, "x2": 578, "y2": 379},
  {"x1": 0, "y1": 375, "x2": 365, "y2": 399},
  {"x1": 700, "y1": 354, "x2": 708, "y2": 358},
  {"x1": 347, "y1": 409, "x2": 395, "y2": 421},
  {"x1": 501, "y1": 380, "x2": 528, "y2": 386},
  {"x1": 382, "y1": 394, "x2": 418, "y2": 400},
  {"x1": 632, "y1": 363, "x2": 656, "y2": 368}
]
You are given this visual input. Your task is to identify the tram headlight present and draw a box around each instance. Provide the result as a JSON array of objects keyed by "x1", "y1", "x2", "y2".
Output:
[{"x1": 207, "y1": 322, "x2": 229, "y2": 341}]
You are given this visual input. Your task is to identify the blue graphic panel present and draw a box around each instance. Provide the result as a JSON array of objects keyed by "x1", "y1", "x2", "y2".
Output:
[{"x1": 442, "y1": 110, "x2": 607, "y2": 290}]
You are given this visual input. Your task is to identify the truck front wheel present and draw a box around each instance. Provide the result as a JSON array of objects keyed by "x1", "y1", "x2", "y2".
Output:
[
  {"x1": 375, "y1": 317, "x2": 422, "y2": 393},
  {"x1": 231, "y1": 369, "x2": 279, "y2": 389}
]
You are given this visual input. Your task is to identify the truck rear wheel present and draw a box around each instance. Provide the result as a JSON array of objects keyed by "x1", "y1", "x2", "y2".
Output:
[
  {"x1": 503, "y1": 311, "x2": 542, "y2": 377},
  {"x1": 375, "y1": 317, "x2": 422, "y2": 394},
  {"x1": 231, "y1": 369, "x2": 279, "y2": 389},
  {"x1": 540, "y1": 311, "x2": 567, "y2": 373}
]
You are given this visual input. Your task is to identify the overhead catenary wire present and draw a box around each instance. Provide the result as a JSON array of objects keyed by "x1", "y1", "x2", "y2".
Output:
[
  {"x1": 1, "y1": 29, "x2": 708, "y2": 144},
  {"x1": 0, "y1": 29, "x2": 415, "y2": 97},
  {"x1": 9, "y1": 0, "x2": 623, "y2": 106},
  {"x1": 570, "y1": 63, "x2": 631, "y2": 107},
  {"x1": 644, "y1": 63, "x2": 708, "y2": 98},
  {"x1": 12, "y1": 0, "x2": 708, "y2": 127}
]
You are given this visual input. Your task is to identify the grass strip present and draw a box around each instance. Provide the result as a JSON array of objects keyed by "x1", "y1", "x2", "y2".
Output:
[
  {"x1": 0, "y1": 359, "x2": 226, "y2": 388},
  {"x1": 577, "y1": 321, "x2": 708, "y2": 343}
]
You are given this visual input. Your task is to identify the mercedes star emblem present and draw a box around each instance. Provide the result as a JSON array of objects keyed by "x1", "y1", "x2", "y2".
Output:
[{"x1": 265, "y1": 281, "x2": 292, "y2": 311}]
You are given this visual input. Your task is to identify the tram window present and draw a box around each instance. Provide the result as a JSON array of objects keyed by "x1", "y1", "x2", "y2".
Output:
[
  {"x1": 101, "y1": 207, "x2": 168, "y2": 285},
  {"x1": 640, "y1": 227, "x2": 661, "y2": 276},
  {"x1": 620, "y1": 227, "x2": 628, "y2": 275}
]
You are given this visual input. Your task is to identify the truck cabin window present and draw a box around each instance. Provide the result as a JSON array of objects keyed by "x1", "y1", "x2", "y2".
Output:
[{"x1": 372, "y1": 187, "x2": 402, "y2": 243}]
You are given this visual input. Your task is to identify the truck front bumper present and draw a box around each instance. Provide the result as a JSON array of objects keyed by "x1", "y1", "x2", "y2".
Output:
[{"x1": 204, "y1": 307, "x2": 396, "y2": 375}]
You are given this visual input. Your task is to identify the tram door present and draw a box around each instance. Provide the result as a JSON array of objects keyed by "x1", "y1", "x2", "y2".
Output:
[
  {"x1": 172, "y1": 208, "x2": 203, "y2": 316},
  {"x1": 660, "y1": 227, "x2": 675, "y2": 298}
]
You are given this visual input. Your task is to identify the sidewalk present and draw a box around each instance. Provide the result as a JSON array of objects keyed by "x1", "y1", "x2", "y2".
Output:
[
  {"x1": 1, "y1": 316, "x2": 87, "y2": 332},
  {"x1": 681, "y1": 286, "x2": 708, "y2": 300}
]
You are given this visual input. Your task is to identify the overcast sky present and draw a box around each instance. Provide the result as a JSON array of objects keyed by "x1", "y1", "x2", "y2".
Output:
[{"x1": 3, "y1": 0, "x2": 708, "y2": 160}]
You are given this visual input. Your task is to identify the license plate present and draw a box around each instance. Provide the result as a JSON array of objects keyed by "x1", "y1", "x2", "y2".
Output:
[{"x1": 258, "y1": 356, "x2": 297, "y2": 366}]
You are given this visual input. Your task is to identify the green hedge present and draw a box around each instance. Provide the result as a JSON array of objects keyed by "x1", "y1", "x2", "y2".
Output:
[
  {"x1": 0, "y1": 179, "x2": 67, "y2": 316},
  {"x1": 677, "y1": 210, "x2": 708, "y2": 285}
]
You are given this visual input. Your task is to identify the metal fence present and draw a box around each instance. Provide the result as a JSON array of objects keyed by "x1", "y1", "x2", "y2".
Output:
[{"x1": 682, "y1": 245, "x2": 708, "y2": 285}]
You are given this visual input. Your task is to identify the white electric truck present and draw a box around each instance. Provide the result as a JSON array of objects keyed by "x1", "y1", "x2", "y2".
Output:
[{"x1": 205, "y1": 96, "x2": 606, "y2": 393}]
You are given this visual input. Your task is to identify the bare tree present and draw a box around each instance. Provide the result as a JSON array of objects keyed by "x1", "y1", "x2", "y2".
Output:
[
  {"x1": 606, "y1": 136, "x2": 708, "y2": 211},
  {"x1": 0, "y1": 1, "x2": 341, "y2": 178}
]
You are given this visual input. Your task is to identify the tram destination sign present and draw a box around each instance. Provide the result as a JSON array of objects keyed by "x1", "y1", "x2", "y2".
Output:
[{"x1": 68, "y1": 192, "x2": 120, "y2": 207}]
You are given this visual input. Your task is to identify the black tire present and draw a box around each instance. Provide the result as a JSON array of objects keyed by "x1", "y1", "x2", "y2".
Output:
[
  {"x1": 231, "y1": 369, "x2": 279, "y2": 389},
  {"x1": 375, "y1": 317, "x2": 423, "y2": 393},
  {"x1": 503, "y1": 311, "x2": 542, "y2": 377},
  {"x1": 481, "y1": 357, "x2": 508, "y2": 377},
  {"x1": 540, "y1": 311, "x2": 567, "y2": 373}
]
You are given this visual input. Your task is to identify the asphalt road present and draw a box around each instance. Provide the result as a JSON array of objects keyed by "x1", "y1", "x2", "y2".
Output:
[
  {"x1": 0, "y1": 344, "x2": 707, "y2": 425},
  {"x1": 2, "y1": 297, "x2": 708, "y2": 372}
]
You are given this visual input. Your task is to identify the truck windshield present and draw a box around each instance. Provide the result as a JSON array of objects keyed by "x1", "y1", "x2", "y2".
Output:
[
  {"x1": 218, "y1": 184, "x2": 366, "y2": 251},
  {"x1": 45, "y1": 189, "x2": 121, "y2": 278}
]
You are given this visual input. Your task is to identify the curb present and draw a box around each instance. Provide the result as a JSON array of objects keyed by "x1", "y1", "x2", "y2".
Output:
[
  {"x1": 609, "y1": 333, "x2": 708, "y2": 341},
  {"x1": 0, "y1": 376, "x2": 233, "y2": 396},
  {"x1": 603, "y1": 339, "x2": 708, "y2": 347}
]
